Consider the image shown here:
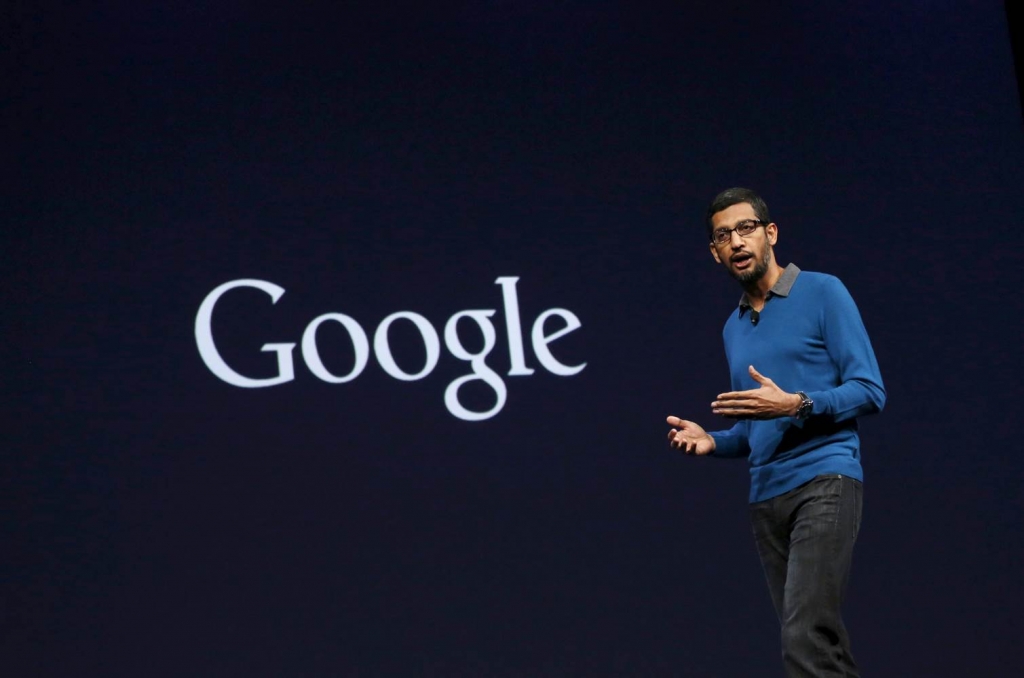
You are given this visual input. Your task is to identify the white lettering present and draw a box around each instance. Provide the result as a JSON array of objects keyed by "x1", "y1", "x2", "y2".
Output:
[
  {"x1": 195, "y1": 277, "x2": 585, "y2": 420},
  {"x1": 443, "y1": 310, "x2": 506, "y2": 421},
  {"x1": 301, "y1": 313, "x2": 370, "y2": 384},
  {"x1": 531, "y1": 308, "x2": 586, "y2": 376},
  {"x1": 374, "y1": 312, "x2": 440, "y2": 381},
  {"x1": 495, "y1": 276, "x2": 534, "y2": 376},
  {"x1": 195, "y1": 279, "x2": 296, "y2": 387}
]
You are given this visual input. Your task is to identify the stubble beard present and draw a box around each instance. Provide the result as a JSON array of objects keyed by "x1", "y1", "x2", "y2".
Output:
[{"x1": 732, "y1": 241, "x2": 773, "y2": 286}]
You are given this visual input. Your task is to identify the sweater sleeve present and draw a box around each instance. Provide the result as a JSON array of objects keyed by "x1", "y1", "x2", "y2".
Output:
[
  {"x1": 709, "y1": 421, "x2": 751, "y2": 458},
  {"x1": 805, "y1": 277, "x2": 886, "y2": 421}
]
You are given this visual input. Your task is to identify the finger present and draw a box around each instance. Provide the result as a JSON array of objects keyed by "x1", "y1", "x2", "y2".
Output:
[
  {"x1": 713, "y1": 404, "x2": 757, "y2": 417},
  {"x1": 745, "y1": 366, "x2": 774, "y2": 387},
  {"x1": 666, "y1": 415, "x2": 685, "y2": 427},
  {"x1": 713, "y1": 398, "x2": 757, "y2": 410},
  {"x1": 667, "y1": 428, "x2": 678, "y2": 441},
  {"x1": 716, "y1": 405, "x2": 767, "y2": 419},
  {"x1": 748, "y1": 364, "x2": 774, "y2": 387},
  {"x1": 715, "y1": 390, "x2": 757, "y2": 400}
]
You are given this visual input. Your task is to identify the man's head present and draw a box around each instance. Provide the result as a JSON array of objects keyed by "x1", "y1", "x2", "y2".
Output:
[{"x1": 706, "y1": 187, "x2": 778, "y2": 286}]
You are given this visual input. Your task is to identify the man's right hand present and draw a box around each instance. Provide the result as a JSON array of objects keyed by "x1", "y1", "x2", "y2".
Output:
[{"x1": 666, "y1": 416, "x2": 716, "y2": 455}]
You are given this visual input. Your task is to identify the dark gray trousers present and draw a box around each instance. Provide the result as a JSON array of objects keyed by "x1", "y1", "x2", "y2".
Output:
[{"x1": 750, "y1": 474, "x2": 863, "y2": 678}]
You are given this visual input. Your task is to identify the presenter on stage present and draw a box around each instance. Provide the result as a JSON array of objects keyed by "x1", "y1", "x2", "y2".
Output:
[{"x1": 666, "y1": 188, "x2": 885, "y2": 678}]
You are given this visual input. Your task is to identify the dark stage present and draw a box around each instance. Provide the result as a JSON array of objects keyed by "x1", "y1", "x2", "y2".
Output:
[{"x1": 3, "y1": 1, "x2": 1023, "y2": 675}]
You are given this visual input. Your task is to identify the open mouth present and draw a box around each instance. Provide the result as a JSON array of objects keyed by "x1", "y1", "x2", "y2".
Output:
[{"x1": 731, "y1": 253, "x2": 754, "y2": 269}]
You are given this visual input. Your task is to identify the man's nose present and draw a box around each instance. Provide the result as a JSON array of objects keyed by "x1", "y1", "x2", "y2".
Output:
[{"x1": 729, "y1": 228, "x2": 746, "y2": 248}]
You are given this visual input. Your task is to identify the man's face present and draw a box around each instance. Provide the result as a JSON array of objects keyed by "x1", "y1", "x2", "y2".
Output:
[{"x1": 708, "y1": 202, "x2": 778, "y2": 285}]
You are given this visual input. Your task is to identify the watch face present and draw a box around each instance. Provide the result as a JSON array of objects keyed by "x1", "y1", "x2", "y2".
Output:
[{"x1": 797, "y1": 393, "x2": 812, "y2": 418}]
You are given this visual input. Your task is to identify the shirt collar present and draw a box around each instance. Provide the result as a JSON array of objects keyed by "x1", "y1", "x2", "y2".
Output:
[{"x1": 738, "y1": 263, "x2": 801, "y2": 311}]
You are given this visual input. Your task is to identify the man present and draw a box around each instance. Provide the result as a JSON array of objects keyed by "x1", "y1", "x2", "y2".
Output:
[{"x1": 666, "y1": 187, "x2": 885, "y2": 678}]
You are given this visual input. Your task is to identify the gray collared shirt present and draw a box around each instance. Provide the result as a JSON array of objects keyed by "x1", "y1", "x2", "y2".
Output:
[{"x1": 738, "y1": 263, "x2": 801, "y2": 320}]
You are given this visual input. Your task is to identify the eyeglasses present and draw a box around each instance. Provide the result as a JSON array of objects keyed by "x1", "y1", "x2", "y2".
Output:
[{"x1": 711, "y1": 219, "x2": 764, "y2": 246}]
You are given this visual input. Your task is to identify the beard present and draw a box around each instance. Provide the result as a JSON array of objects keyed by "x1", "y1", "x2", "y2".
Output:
[{"x1": 732, "y1": 241, "x2": 772, "y2": 285}]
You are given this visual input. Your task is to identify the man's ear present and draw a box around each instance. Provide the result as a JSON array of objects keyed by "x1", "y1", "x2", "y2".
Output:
[
  {"x1": 709, "y1": 241, "x2": 722, "y2": 264},
  {"x1": 766, "y1": 222, "x2": 778, "y2": 246}
]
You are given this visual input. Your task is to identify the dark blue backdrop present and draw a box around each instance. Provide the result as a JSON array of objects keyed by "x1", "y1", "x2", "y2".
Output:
[{"x1": 4, "y1": 1, "x2": 1023, "y2": 675}]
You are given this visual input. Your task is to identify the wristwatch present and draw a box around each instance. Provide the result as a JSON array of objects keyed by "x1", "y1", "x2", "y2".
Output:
[{"x1": 795, "y1": 391, "x2": 813, "y2": 419}]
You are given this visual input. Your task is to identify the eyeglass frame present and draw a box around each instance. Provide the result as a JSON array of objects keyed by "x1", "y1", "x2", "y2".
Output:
[{"x1": 710, "y1": 219, "x2": 766, "y2": 246}]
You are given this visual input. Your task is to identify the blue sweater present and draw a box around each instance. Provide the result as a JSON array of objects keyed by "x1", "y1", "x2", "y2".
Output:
[{"x1": 709, "y1": 265, "x2": 886, "y2": 503}]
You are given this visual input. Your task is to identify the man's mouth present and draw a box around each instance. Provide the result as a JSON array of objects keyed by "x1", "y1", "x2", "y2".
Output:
[{"x1": 731, "y1": 252, "x2": 754, "y2": 269}]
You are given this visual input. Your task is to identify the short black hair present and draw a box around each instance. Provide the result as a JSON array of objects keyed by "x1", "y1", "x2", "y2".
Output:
[{"x1": 705, "y1": 187, "x2": 771, "y2": 239}]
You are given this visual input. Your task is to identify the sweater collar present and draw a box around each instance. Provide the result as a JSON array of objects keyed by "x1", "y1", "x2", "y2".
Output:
[{"x1": 738, "y1": 263, "x2": 801, "y2": 311}]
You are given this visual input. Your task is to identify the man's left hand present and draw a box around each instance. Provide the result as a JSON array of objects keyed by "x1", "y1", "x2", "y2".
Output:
[{"x1": 712, "y1": 365, "x2": 802, "y2": 419}]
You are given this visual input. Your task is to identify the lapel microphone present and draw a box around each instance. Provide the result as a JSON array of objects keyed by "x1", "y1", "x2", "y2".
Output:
[{"x1": 750, "y1": 309, "x2": 760, "y2": 326}]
